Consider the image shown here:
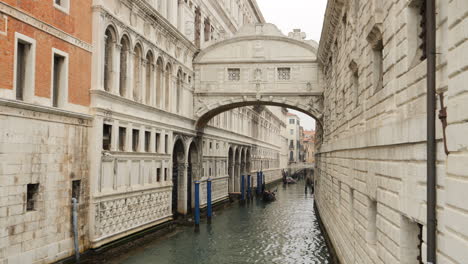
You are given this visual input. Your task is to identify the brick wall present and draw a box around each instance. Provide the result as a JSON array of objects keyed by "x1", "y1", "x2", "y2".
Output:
[{"x1": 316, "y1": 0, "x2": 468, "y2": 263}]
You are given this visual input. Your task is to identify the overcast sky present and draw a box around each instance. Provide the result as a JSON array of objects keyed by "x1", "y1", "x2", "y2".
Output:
[{"x1": 256, "y1": 0, "x2": 327, "y2": 131}]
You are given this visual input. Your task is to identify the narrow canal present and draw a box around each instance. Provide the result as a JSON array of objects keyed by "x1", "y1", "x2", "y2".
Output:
[{"x1": 106, "y1": 181, "x2": 330, "y2": 264}]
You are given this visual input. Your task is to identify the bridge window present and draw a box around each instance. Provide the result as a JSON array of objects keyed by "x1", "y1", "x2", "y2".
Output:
[
  {"x1": 289, "y1": 119, "x2": 295, "y2": 124},
  {"x1": 228, "y1": 68, "x2": 240, "y2": 81},
  {"x1": 278, "y1": 67, "x2": 291, "y2": 80}
]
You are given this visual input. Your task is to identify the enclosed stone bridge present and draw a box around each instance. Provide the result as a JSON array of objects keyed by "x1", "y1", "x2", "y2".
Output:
[{"x1": 193, "y1": 24, "x2": 324, "y2": 129}]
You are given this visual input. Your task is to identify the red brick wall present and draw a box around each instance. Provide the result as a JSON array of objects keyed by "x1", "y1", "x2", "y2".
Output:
[
  {"x1": 2, "y1": 0, "x2": 92, "y2": 43},
  {"x1": 0, "y1": 1, "x2": 92, "y2": 106}
]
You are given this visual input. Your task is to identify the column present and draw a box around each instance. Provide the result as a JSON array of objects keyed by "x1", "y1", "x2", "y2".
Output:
[
  {"x1": 111, "y1": 121, "x2": 119, "y2": 152},
  {"x1": 127, "y1": 51, "x2": 134, "y2": 100},
  {"x1": 141, "y1": 58, "x2": 147, "y2": 104},
  {"x1": 161, "y1": 129, "x2": 166, "y2": 154},
  {"x1": 113, "y1": 43, "x2": 122, "y2": 95},
  {"x1": 177, "y1": 162, "x2": 188, "y2": 214},
  {"x1": 150, "y1": 128, "x2": 156, "y2": 153}
]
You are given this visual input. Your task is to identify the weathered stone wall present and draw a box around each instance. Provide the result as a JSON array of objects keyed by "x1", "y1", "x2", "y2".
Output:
[
  {"x1": 315, "y1": 0, "x2": 468, "y2": 263},
  {"x1": 0, "y1": 102, "x2": 91, "y2": 263}
]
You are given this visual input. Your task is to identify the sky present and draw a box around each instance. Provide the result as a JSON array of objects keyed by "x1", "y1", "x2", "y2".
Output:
[
  {"x1": 256, "y1": 0, "x2": 328, "y2": 42},
  {"x1": 256, "y1": 0, "x2": 327, "y2": 131}
]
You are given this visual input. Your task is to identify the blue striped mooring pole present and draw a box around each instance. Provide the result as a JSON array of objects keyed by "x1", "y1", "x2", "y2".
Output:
[
  {"x1": 247, "y1": 175, "x2": 251, "y2": 199},
  {"x1": 207, "y1": 178, "x2": 212, "y2": 220},
  {"x1": 256, "y1": 171, "x2": 261, "y2": 195},
  {"x1": 194, "y1": 181, "x2": 200, "y2": 226},
  {"x1": 241, "y1": 175, "x2": 245, "y2": 201}
]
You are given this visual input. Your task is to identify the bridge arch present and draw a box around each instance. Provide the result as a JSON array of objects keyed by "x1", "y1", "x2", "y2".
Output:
[{"x1": 193, "y1": 23, "x2": 324, "y2": 130}]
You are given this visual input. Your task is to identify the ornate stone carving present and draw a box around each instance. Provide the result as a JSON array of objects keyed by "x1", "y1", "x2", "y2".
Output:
[{"x1": 94, "y1": 191, "x2": 171, "y2": 238}]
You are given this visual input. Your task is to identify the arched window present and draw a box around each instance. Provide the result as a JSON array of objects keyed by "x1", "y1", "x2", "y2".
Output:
[
  {"x1": 104, "y1": 27, "x2": 116, "y2": 92},
  {"x1": 119, "y1": 35, "x2": 130, "y2": 97},
  {"x1": 145, "y1": 51, "x2": 154, "y2": 105},
  {"x1": 165, "y1": 63, "x2": 172, "y2": 110},
  {"x1": 176, "y1": 69, "x2": 183, "y2": 113},
  {"x1": 156, "y1": 58, "x2": 164, "y2": 108},
  {"x1": 133, "y1": 44, "x2": 143, "y2": 101}
]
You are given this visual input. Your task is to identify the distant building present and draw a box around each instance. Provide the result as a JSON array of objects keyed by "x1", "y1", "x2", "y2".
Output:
[
  {"x1": 286, "y1": 113, "x2": 301, "y2": 162},
  {"x1": 303, "y1": 130, "x2": 315, "y2": 163}
]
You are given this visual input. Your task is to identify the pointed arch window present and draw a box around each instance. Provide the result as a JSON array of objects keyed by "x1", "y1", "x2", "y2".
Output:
[
  {"x1": 119, "y1": 36, "x2": 130, "y2": 97},
  {"x1": 133, "y1": 44, "x2": 143, "y2": 101},
  {"x1": 104, "y1": 27, "x2": 116, "y2": 92},
  {"x1": 165, "y1": 63, "x2": 172, "y2": 110},
  {"x1": 176, "y1": 69, "x2": 183, "y2": 113},
  {"x1": 145, "y1": 51, "x2": 154, "y2": 105},
  {"x1": 156, "y1": 58, "x2": 164, "y2": 108}
]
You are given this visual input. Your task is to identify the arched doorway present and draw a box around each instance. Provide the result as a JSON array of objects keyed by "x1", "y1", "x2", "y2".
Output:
[
  {"x1": 228, "y1": 147, "x2": 234, "y2": 192},
  {"x1": 234, "y1": 148, "x2": 240, "y2": 192},
  {"x1": 187, "y1": 141, "x2": 199, "y2": 213},
  {"x1": 172, "y1": 139, "x2": 185, "y2": 216}
]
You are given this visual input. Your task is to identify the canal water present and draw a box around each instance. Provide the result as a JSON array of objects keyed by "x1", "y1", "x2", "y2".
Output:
[{"x1": 108, "y1": 181, "x2": 330, "y2": 264}]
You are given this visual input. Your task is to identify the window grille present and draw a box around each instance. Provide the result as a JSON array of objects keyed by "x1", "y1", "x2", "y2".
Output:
[
  {"x1": 278, "y1": 67, "x2": 291, "y2": 80},
  {"x1": 228, "y1": 68, "x2": 240, "y2": 81}
]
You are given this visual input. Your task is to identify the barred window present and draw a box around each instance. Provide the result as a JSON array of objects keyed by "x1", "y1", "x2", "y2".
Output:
[
  {"x1": 278, "y1": 67, "x2": 291, "y2": 80},
  {"x1": 228, "y1": 68, "x2": 240, "y2": 81}
]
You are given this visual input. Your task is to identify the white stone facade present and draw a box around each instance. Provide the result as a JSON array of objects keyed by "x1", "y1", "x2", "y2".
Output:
[
  {"x1": 0, "y1": 101, "x2": 91, "y2": 263},
  {"x1": 89, "y1": 0, "x2": 287, "y2": 249},
  {"x1": 315, "y1": 0, "x2": 468, "y2": 263}
]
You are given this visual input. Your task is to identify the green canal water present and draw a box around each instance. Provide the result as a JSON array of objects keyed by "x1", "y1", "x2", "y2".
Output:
[{"x1": 108, "y1": 181, "x2": 330, "y2": 264}]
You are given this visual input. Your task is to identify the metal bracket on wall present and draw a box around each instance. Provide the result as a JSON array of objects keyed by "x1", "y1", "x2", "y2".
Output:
[{"x1": 438, "y1": 92, "x2": 449, "y2": 155}]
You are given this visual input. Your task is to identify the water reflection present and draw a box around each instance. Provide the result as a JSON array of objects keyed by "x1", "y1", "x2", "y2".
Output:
[{"x1": 111, "y1": 181, "x2": 330, "y2": 264}]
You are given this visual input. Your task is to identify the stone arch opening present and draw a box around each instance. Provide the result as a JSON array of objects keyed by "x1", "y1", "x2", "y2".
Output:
[
  {"x1": 104, "y1": 26, "x2": 117, "y2": 92},
  {"x1": 176, "y1": 68, "x2": 183, "y2": 113},
  {"x1": 187, "y1": 141, "x2": 199, "y2": 212},
  {"x1": 234, "y1": 148, "x2": 240, "y2": 192},
  {"x1": 165, "y1": 63, "x2": 172, "y2": 110},
  {"x1": 228, "y1": 147, "x2": 234, "y2": 193},
  {"x1": 195, "y1": 100, "x2": 322, "y2": 130},
  {"x1": 133, "y1": 43, "x2": 143, "y2": 101},
  {"x1": 156, "y1": 57, "x2": 164, "y2": 107},
  {"x1": 119, "y1": 35, "x2": 131, "y2": 97},
  {"x1": 172, "y1": 138, "x2": 185, "y2": 216},
  {"x1": 145, "y1": 51, "x2": 154, "y2": 105}
]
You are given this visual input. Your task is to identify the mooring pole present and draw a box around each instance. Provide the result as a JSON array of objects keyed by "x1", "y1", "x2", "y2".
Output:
[
  {"x1": 194, "y1": 181, "x2": 200, "y2": 227},
  {"x1": 207, "y1": 178, "x2": 212, "y2": 222},
  {"x1": 257, "y1": 171, "x2": 261, "y2": 195},
  {"x1": 241, "y1": 175, "x2": 245, "y2": 202},
  {"x1": 247, "y1": 174, "x2": 251, "y2": 200},
  {"x1": 261, "y1": 171, "x2": 265, "y2": 193}
]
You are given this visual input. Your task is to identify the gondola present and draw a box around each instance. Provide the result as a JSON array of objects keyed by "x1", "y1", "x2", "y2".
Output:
[{"x1": 262, "y1": 189, "x2": 277, "y2": 202}]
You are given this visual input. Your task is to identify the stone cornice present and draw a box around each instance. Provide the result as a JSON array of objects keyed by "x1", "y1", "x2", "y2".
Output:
[
  {"x1": 0, "y1": 98, "x2": 92, "y2": 122},
  {"x1": 317, "y1": 0, "x2": 347, "y2": 64},
  {"x1": 207, "y1": 0, "x2": 238, "y2": 34},
  {"x1": 247, "y1": 0, "x2": 266, "y2": 23},
  {"x1": 0, "y1": 2, "x2": 92, "y2": 52},
  {"x1": 194, "y1": 35, "x2": 318, "y2": 63}
]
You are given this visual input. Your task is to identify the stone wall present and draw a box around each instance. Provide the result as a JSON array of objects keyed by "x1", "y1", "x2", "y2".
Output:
[
  {"x1": 0, "y1": 101, "x2": 91, "y2": 263},
  {"x1": 315, "y1": 0, "x2": 468, "y2": 263}
]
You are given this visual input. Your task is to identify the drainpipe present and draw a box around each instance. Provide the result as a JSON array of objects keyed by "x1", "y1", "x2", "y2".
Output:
[
  {"x1": 426, "y1": 0, "x2": 437, "y2": 263},
  {"x1": 72, "y1": 198, "x2": 80, "y2": 263}
]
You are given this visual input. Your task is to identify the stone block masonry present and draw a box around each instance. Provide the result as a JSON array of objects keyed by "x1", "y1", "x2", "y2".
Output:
[
  {"x1": 0, "y1": 102, "x2": 91, "y2": 264},
  {"x1": 316, "y1": 0, "x2": 468, "y2": 263}
]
